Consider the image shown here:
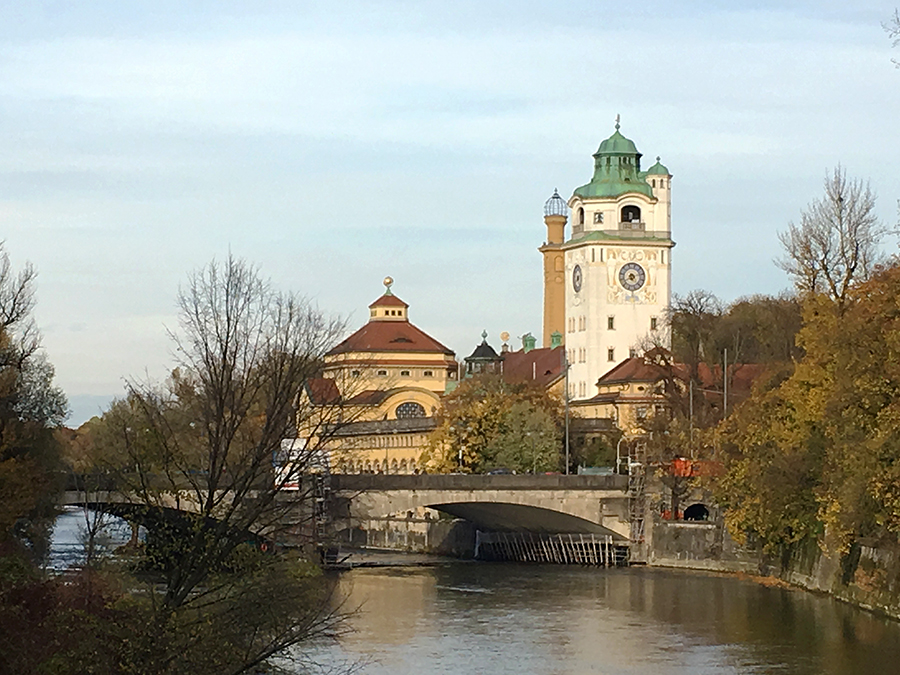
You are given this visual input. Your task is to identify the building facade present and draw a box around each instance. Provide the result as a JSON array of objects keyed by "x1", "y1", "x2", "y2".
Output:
[
  {"x1": 542, "y1": 120, "x2": 674, "y2": 402},
  {"x1": 306, "y1": 278, "x2": 459, "y2": 473}
]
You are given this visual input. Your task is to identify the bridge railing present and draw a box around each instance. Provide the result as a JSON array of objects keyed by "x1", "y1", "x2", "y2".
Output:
[{"x1": 330, "y1": 473, "x2": 628, "y2": 491}]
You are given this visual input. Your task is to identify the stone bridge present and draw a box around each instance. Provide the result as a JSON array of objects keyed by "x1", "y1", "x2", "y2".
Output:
[{"x1": 329, "y1": 474, "x2": 632, "y2": 541}]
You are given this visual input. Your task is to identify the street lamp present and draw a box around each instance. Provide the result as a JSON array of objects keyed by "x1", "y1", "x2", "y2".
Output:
[{"x1": 449, "y1": 426, "x2": 464, "y2": 472}]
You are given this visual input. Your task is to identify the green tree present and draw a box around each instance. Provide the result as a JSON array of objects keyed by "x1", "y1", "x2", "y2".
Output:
[{"x1": 422, "y1": 375, "x2": 563, "y2": 474}]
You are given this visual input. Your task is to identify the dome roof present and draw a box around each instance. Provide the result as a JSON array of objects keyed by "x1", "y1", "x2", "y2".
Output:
[
  {"x1": 646, "y1": 157, "x2": 670, "y2": 176},
  {"x1": 596, "y1": 127, "x2": 639, "y2": 155},
  {"x1": 543, "y1": 188, "x2": 568, "y2": 217},
  {"x1": 573, "y1": 119, "x2": 654, "y2": 200}
]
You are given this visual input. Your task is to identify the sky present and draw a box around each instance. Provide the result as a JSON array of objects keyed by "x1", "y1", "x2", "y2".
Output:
[{"x1": 1, "y1": 1, "x2": 899, "y2": 426}]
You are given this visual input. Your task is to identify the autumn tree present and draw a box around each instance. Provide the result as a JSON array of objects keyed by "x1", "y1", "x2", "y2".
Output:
[
  {"x1": 777, "y1": 167, "x2": 884, "y2": 309},
  {"x1": 422, "y1": 375, "x2": 563, "y2": 474},
  {"x1": 0, "y1": 244, "x2": 67, "y2": 558},
  {"x1": 715, "y1": 261, "x2": 900, "y2": 554}
]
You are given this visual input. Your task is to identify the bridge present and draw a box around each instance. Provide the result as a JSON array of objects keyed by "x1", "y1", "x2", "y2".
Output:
[
  {"x1": 61, "y1": 473, "x2": 639, "y2": 564},
  {"x1": 326, "y1": 473, "x2": 636, "y2": 563}
]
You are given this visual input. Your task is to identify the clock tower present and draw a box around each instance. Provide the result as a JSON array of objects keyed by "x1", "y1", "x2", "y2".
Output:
[{"x1": 559, "y1": 120, "x2": 674, "y2": 400}]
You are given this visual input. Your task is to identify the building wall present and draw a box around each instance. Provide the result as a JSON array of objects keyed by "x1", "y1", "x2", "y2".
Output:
[{"x1": 564, "y1": 241, "x2": 671, "y2": 400}]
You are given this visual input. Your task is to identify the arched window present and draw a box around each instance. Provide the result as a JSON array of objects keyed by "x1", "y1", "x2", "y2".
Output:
[
  {"x1": 577, "y1": 207, "x2": 585, "y2": 225},
  {"x1": 390, "y1": 459, "x2": 398, "y2": 472},
  {"x1": 621, "y1": 205, "x2": 641, "y2": 223},
  {"x1": 400, "y1": 459, "x2": 408, "y2": 473},
  {"x1": 396, "y1": 402, "x2": 426, "y2": 418}
]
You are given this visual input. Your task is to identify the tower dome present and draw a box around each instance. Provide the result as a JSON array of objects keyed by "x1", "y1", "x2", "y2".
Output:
[
  {"x1": 574, "y1": 118, "x2": 653, "y2": 200},
  {"x1": 543, "y1": 188, "x2": 568, "y2": 217}
]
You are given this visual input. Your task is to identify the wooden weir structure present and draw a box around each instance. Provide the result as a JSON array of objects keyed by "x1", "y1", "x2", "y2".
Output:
[{"x1": 474, "y1": 531, "x2": 628, "y2": 566}]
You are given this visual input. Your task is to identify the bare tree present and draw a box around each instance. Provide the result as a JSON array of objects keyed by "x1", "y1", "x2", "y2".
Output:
[
  {"x1": 92, "y1": 255, "x2": 357, "y2": 675},
  {"x1": 777, "y1": 167, "x2": 884, "y2": 308},
  {"x1": 668, "y1": 289, "x2": 722, "y2": 382},
  {"x1": 887, "y1": 9, "x2": 900, "y2": 67}
]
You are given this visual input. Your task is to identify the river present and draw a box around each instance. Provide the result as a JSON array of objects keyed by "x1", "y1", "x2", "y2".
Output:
[
  {"x1": 310, "y1": 562, "x2": 900, "y2": 675},
  {"x1": 49, "y1": 512, "x2": 900, "y2": 673}
]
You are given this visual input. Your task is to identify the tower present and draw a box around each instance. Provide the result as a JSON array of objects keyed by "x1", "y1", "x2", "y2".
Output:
[
  {"x1": 540, "y1": 189, "x2": 568, "y2": 347},
  {"x1": 560, "y1": 120, "x2": 674, "y2": 400}
]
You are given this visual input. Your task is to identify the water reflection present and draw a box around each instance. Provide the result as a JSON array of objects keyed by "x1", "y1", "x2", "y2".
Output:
[
  {"x1": 48, "y1": 506, "x2": 134, "y2": 570},
  {"x1": 314, "y1": 564, "x2": 900, "y2": 675}
]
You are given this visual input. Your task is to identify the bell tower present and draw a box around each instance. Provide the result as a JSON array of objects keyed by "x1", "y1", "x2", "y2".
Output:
[
  {"x1": 561, "y1": 120, "x2": 674, "y2": 400},
  {"x1": 540, "y1": 189, "x2": 568, "y2": 348}
]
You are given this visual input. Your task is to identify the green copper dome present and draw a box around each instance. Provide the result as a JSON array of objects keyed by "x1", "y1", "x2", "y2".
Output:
[
  {"x1": 596, "y1": 129, "x2": 639, "y2": 155},
  {"x1": 646, "y1": 157, "x2": 670, "y2": 176},
  {"x1": 573, "y1": 121, "x2": 653, "y2": 200}
]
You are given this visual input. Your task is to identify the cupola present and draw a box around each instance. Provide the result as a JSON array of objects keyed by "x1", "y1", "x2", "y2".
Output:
[{"x1": 369, "y1": 276, "x2": 409, "y2": 322}]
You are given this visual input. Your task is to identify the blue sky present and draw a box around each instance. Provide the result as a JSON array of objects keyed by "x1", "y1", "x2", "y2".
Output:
[{"x1": 2, "y1": 1, "x2": 898, "y2": 425}]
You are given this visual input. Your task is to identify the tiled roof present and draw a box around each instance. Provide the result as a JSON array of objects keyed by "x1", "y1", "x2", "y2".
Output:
[
  {"x1": 593, "y1": 356, "x2": 767, "y2": 400},
  {"x1": 343, "y1": 389, "x2": 390, "y2": 406},
  {"x1": 502, "y1": 346, "x2": 565, "y2": 388},
  {"x1": 305, "y1": 378, "x2": 341, "y2": 405},
  {"x1": 369, "y1": 294, "x2": 408, "y2": 308},
  {"x1": 327, "y1": 320, "x2": 455, "y2": 356}
]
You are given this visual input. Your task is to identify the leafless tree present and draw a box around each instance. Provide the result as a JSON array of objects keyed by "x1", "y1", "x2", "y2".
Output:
[
  {"x1": 777, "y1": 167, "x2": 884, "y2": 308},
  {"x1": 887, "y1": 9, "x2": 900, "y2": 67},
  {"x1": 93, "y1": 255, "x2": 359, "y2": 675}
]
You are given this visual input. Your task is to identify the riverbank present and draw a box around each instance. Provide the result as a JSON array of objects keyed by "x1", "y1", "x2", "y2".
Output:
[{"x1": 647, "y1": 517, "x2": 900, "y2": 621}]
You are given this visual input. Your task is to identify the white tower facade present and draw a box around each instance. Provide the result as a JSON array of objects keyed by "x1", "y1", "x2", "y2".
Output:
[{"x1": 561, "y1": 122, "x2": 674, "y2": 400}]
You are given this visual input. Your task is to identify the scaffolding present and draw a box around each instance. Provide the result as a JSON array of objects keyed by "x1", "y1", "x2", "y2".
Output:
[{"x1": 628, "y1": 440, "x2": 647, "y2": 546}]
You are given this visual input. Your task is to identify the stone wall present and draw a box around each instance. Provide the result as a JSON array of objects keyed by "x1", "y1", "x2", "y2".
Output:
[
  {"x1": 647, "y1": 514, "x2": 900, "y2": 620},
  {"x1": 337, "y1": 513, "x2": 476, "y2": 558}
]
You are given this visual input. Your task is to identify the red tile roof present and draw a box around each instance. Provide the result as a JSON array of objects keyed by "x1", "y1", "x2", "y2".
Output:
[
  {"x1": 593, "y1": 356, "x2": 767, "y2": 401},
  {"x1": 502, "y1": 347, "x2": 565, "y2": 388},
  {"x1": 327, "y1": 319, "x2": 455, "y2": 356},
  {"x1": 369, "y1": 294, "x2": 408, "y2": 308},
  {"x1": 305, "y1": 378, "x2": 341, "y2": 405},
  {"x1": 343, "y1": 389, "x2": 390, "y2": 406}
]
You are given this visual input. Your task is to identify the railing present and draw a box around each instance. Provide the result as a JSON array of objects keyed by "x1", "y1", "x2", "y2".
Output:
[{"x1": 330, "y1": 473, "x2": 629, "y2": 491}]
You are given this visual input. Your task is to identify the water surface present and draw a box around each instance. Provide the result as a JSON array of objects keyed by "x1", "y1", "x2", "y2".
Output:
[{"x1": 312, "y1": 563, "x2": 900, "y2": 674}]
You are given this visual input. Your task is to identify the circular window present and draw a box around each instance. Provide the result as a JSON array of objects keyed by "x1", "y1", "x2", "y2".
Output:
[{"x1": 396, "y1": 402, "x2": 426, "y2": 419}]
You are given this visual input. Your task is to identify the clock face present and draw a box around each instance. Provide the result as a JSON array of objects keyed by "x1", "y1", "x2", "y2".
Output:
[
  {"x1": 572, "y1": 265, "x2": 583, "y2": 293},
  {"x1": 619, "y1": 262, "x2": 646, "y2": 292}
]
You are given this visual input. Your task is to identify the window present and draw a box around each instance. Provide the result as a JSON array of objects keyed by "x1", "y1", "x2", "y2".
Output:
[
  {"x1": 593, "y1": 212, "x2": 603, "y2": 224},
  {"x1": 400, "y1": 370, "x2": 410, "y2": 377},
  {"x1": 629, "y1": 348, "x2": 637, "y2": 358},
  {"x1": 423, "y1": 370, "x2": 433, "y2": 377},
  {"x1": 607, "y1": 348, "x2": 615, "y2": 362},
  {"x1": 351, "y1": 370, "x2": 360, "y2": 377},
  {"x1": 652, "y1": 179, "x2": 656, "y2": 188},
  {"x1": 607, "y1": 316, "x2": 615, "y2": 330},
  {"x1": 621, "y1": 205, "x2": 641, "y2": 223},
  {"x1": 377, "y1": 369, "x2": 388, "y2": 377},
  {"x1": 577, "y1": 208, "x2": 584, "y2": 225},
  {"x1": 396, "y1": 402, "x2": 426, "y2": 418},
  {"x1": 650, "y1": 317, "x2": 658, "y2": 330}
]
